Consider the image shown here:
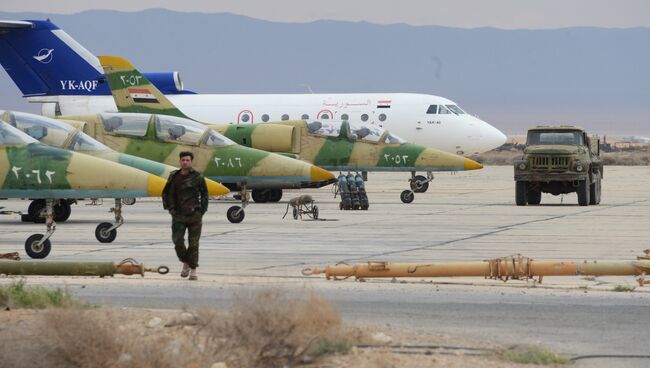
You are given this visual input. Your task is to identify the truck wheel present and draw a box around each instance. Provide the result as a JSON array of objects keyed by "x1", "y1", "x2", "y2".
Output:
[
  {"x1": 515, "y1": 181, "x2": 527, "y2": 206},
  {"x1": 527, "y1": 189, "x2": 542, "y2": 205},
  {"x1": 590, "y1": 179, "x2": 601, "y2": 205},
  {"x1": 577, "y1": 180, "x2": 590, "y2": 206}
]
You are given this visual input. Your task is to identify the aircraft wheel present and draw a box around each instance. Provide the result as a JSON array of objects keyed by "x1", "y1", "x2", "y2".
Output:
[
  {"x1": 25, "y1": 234, "x2": 51, "y2": 259},
  {"x1": 122, "y1": 198, "x2": 137, "y2": 205},
  {"x1": 227, "y1": 206, "x2": 245, "y2": 223},
  {"x1": 29, "y1": 200, "x2": 46, "y2": 223},
  {"x1": 55, "y1": 201, "x2": 72, "y2": 222},
  {"x1": 312, "y1": 205, "x2": 319, "y2": 219},
  {"x1": 251, "y1": 189, "x2": 268, "y2": 203},
  {"x1": 400, "y1": 190, "x2": 415, "y2": 204},
  {"x1": 411, "y1": 175, "x2": 429, "y2": 193},
  {"x1": 268, "y1": 189, "x2": 283, "y2": 202},
  {"x1": 293, "y1": 207, "x2": 298, "y2": 220},
  {"x1": 95, "y1": 222, "x2": 117, "y2": 243}
]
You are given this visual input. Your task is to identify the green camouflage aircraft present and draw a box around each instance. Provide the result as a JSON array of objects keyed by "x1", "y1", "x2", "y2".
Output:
[
  {"x1": 1, "y1": 110, "x2": 229, "y2": 224},
  {"x1": 55, "y1": 96, "x2": 335, "y2": 222},
  {"x1": 98, "y1": 56, "x2": 482, "y2": 203},
  {"x1": 0, "y1": 121, "x2": 167, "y2": 258}
]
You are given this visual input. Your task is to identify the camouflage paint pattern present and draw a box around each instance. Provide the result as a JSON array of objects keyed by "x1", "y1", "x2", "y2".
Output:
[
  {"x1": 211, "y1": 121, "x2": 483, "y2": 172},
  {"x1": 0, "y1": 122, "x2": 166, "y2": 199}
]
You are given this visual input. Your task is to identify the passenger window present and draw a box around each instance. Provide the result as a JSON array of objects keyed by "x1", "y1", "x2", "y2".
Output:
[
  {"x1": 320, "y1": 113, "x2": 330, "y2": 119},
  {"x1": 426, "y1": 105, "x2": 438, "y2": 114},
  {"x1": 378, "y1": 113, "x2": 387, "y2": 122},
  {"x1": 240, "y1": 114, "x2": 250, "y2": 123},
  {"x1": 360, "y1": 113, "x2": 369, "y2": 122},
  {"x1": 301, "y1": 114, "x2": 309, "y2": 120},
  {"x1": 341, "y1": 114, "x2": 349, "y2": 121},
  {"x1": 261, "y1": 114, "x2": 270, "y2": 122},
  {"x1": 281, "y1": 114, "x2": 290, "y2": 121}
]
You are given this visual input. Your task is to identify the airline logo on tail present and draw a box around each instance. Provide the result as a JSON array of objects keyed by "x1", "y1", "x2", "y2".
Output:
[
  {"x1": 33, "y1": 48, "x2": 54, "y2": 63},
  {"x1": 128, "y1": 88, "x2": 159, "y2": 103}
]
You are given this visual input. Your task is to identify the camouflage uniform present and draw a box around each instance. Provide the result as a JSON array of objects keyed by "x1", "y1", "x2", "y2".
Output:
[{"x1": 162, "y1": 168, "x2": 208, "y2": 269}]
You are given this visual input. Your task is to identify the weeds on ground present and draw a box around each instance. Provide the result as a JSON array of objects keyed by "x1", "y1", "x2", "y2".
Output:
[
  {"x1": 499, "y1": 345, "x2": 569, "y2": 365},
  {"x1": 612, "y1": 285, "x2": 636, "y2": 292},
  {"x1": 0, "y1": 280, "x2": 76, "y2": 309}
]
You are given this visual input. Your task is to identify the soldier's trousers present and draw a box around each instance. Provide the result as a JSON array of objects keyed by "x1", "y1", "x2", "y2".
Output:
[{"x1": 171, "y1": 212, "x2": 203, "y2": 269}]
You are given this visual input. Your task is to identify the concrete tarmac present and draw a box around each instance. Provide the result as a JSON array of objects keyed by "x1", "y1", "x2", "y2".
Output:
[{"x1": 1, "y1": 166, "x2": 650, "y2": 366}]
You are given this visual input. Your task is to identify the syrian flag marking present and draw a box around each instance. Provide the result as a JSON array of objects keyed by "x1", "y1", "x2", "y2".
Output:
[
  {"x1": 377, "y1": 99, "x2": 392, "y2": 108},
  {"x1": 128, "y1": 88, "x2": 158, "y2": 103}
]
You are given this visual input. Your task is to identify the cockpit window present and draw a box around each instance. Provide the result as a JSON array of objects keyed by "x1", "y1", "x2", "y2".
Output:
[
  {"x1": 426, "y1": 105, "x2": 438, "y2": 114},
  {"x1": 203, "y1": 129, "x2": 236, "y2": 147},
  {"x1": 438, "y1": 105, "x2": 451, "y2": 114},
  {"x1": 445, "y1": 105, "x2": 465, "y2": 114},
  {"x1": 4, "y1": 111, "x2": 74, "y2": 147},
  {"x1": 101, "y1": 113, "x2": 150, "y2": 137},
  {"x1": 68, "y1": 132, "x2": 109, "y2": 152},
  {"x1": 384, "y1": 133, "x2": 406, "y2": 144},
  {"x1": 306, "y1": 121, "x2": 343, "y2": 137},
  {"x1": 155, "y1": 115, "x2": 205, "y2": 145},
  {"x1": 0, "y1": 122, "x2": 38, "y2": 145},
  {"x1": 527, "y1": 131, "x2": 584, "y2": 145},
  {"x1": 349, "y1": 122, "x2": 383, "y2": 142}
]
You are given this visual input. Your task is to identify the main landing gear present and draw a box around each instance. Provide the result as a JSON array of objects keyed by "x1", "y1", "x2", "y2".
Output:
[
  {"x1": 400, "y1": 171, "x2": 434, "y2": 203},
  {"x1": 24, "y1": 199, "x2": 56, "y2": 259},
  {"x1": 95, "y1": 199, "x2": 125, "y2": 243},
  {"x1": 251, "y1": 188, "x2": 283, "y2": 203},
  {"x1": 227, "y1": 185, "x2": 249, "y2": 223},
  {"x1": 21, "y1": 199, "x2": 73, "y2": 223}
]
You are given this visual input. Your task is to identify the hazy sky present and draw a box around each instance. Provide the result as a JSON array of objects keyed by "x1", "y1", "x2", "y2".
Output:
[{"x1": 3, "y1": 0, "x2": 649, "y2": 29}]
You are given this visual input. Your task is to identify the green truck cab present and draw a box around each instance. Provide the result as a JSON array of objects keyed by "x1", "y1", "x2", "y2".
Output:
[{"x1": 514, "y1": 126, "x2": 602, "y2": 206}]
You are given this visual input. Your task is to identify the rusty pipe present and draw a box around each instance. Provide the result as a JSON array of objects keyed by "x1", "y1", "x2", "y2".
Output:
[
  {"x1": 0, "y1": 258, "x2": 169, "y2": 277},
  {"x1": 302, "y1": 253, "x2": 650, "y2": 286}
]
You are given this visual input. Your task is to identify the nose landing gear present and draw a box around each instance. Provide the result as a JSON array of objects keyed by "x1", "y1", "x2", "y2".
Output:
[{"x1": 401, "y1": 171, "x2": 434, "y2": 203}]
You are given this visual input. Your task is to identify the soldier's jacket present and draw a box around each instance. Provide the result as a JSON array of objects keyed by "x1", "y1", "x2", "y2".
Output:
[{"x1": 162, "y1": 168, "x2": 208, "y2": 216}]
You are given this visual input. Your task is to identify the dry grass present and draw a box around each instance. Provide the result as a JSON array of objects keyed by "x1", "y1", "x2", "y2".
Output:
[{"x1": 0, "y1": 289, "x2": 349, "y2": 368}]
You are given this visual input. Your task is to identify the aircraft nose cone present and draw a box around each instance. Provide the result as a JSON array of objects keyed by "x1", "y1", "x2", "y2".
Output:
[
  {"x1": 205, "y1": 178, "x2": 230, "y2": 196},
  {"x1": 147, "y1": 174, "x2": 167, "y2": 196},
  {"x1": 310, "y1": 166, "x2": 336, "y2": 182},
  {"x1": 463, "y1": 157, "x2": 483, "y2": 170},
  {"x1": 481, "y1": 123, "x2": 507, "y2": 152}
]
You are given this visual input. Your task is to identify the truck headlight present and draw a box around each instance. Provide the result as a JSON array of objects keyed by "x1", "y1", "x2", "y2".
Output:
[
  {"x1": 518, "y1": 162, "x2": 527, "y2": 170},
  {"x1": 576, "y1": 164, "x2": 583, "y2": 172}
]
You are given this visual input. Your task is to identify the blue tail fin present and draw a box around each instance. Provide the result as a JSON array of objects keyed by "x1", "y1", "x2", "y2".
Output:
[{"x1": 0, "y1": 19, "x2": 193, "y2": 97}]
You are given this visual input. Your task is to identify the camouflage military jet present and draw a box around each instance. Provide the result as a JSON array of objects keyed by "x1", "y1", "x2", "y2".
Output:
[
  {"x1": 0, "y1": 121, "x2": 167, "y2": 258},
  {"x1": 53, "y1": 111, "x2": 335, "y2": 222},
  {"x1": 97, "y1": 56, "x2": 482, "y2": 203},
  {"x1": 1, "y1": 110, "x2": 229, "y2": 226}
]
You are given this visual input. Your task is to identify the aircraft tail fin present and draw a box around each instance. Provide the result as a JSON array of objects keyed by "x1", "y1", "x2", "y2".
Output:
[
  {"x1": 0, "y1": 20, "x2": 107, "y2": 97},
  {"x1": 99, "y1": 56, "x2": 190, "y2": 119}
]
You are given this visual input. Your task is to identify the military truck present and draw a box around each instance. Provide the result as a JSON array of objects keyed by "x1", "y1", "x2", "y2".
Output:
[{"x1": 514, "y1": 126, "x2": 602, "y2": 206}]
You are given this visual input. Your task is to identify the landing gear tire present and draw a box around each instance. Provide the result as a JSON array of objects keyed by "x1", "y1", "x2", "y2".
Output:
[
  {"x1": 400, "y1": 190, "x2": 415, "y2": 204},
  {"x1": 515, "y1": 181, "x2": 527, "y2": 206},
  {"x1": 577, "y1": 180, "x2": 590, "y2": 206},
  {"x1": 268, "y1": 189, "x2": 283, "y2": 202},
  {"x1": 95, "y1": 222, "x2": 117, "y2": 243},
  {"x1": 527, "y1": 189, "x2": 542, "y2": 205},
  {"x1": 227, "y1": 206, "x2": 245, "y2": 223},
  {"x1": 27, "y1": 200, "x2": 71, "y2": 223},
  {"x1": 25, "y1": 234, "x2": 51, "y2": 259},
  {"x1": 410, "y1": 175, "x2": 429, "y2": 193},
  {"x1": 56, "y1": 201, "x2": 72, "y2": 222},
  {"x1": 589, "y1": 179, "x2": 601, "y2": 205},
  {"x1": 251, "y1": 189, "x2": 268, "y2": 203},
  {"x1": 122, "y1": 198, "x2": 136, "y2": 205},
  {"x1": 312, "y1": 205, "x2": 319, "y2": 219}
]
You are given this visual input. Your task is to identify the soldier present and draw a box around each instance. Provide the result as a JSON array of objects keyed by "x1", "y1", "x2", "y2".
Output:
[{"x1": 162, "y1": 151, "x2": 208, "y2": 280}]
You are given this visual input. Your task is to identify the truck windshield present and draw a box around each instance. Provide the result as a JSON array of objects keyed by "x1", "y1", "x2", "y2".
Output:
[{"x1": 527, "y1": 131, "x2": 584, "y2": 145}]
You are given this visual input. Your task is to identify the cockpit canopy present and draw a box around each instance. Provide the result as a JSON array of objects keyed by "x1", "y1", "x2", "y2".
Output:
[
  {"x1": 527, "y1": 130, "x2": 584, "y2": 145},
  {"x1": 0, "y1": 121, "x2": 39, "y2": 145},
  {"x1": 100, "y1": 113, "x2": 235, "y2": 147},
  {"x1": 306, "y1": 120, "x2": 406, "y2": 144},
  {"x1": 426, "y1": 104, "x2": 466, "y2": 115},
  {"x1": 0, "y1": 111, "x2": 109, "y2": 152}
]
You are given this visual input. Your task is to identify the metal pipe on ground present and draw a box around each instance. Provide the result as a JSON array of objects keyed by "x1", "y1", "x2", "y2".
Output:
[
  {"x1": 302, "y1": 251, "x2": 650, "y2": 286},
  {"x1": 0, "y1": 258, "x2": 169, "y2": 277}
]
